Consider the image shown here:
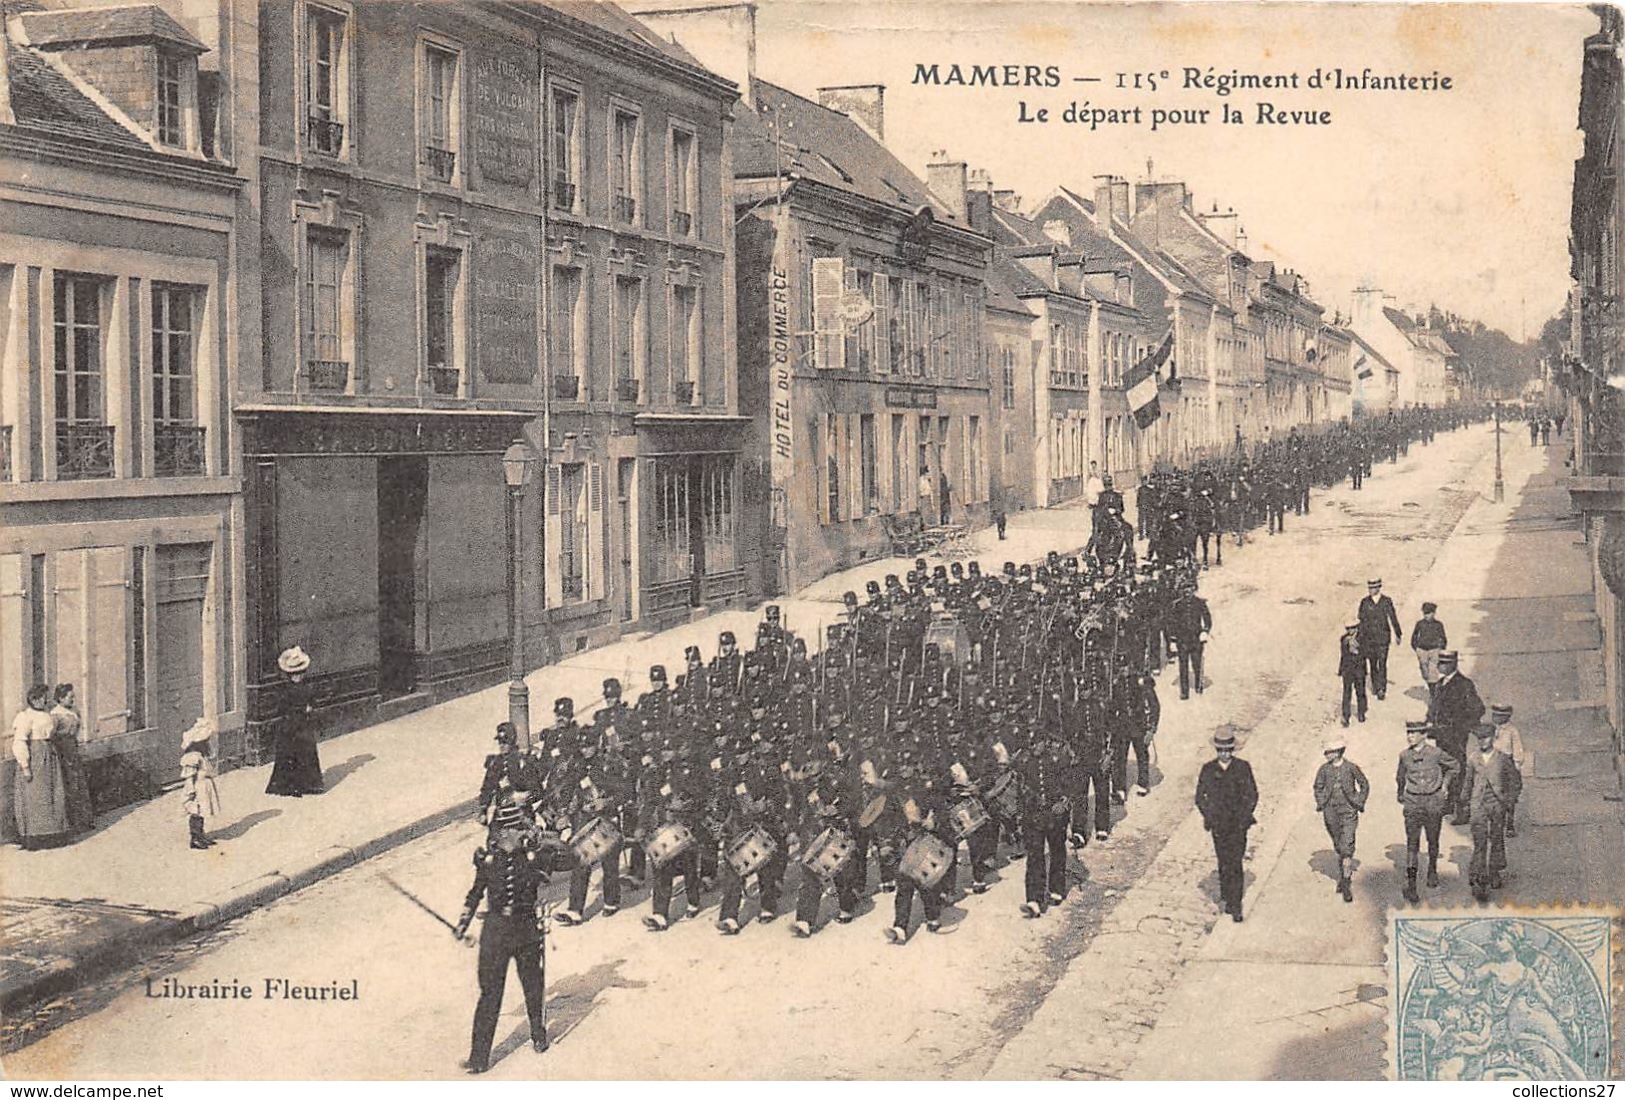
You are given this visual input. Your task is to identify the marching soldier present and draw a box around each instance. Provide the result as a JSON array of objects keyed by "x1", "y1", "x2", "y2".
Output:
[
  {"x1": 1462, "y1": 722, "x2": 1521, "y2": 903},
  {"x1": 1356, "y1": 578, "x2": 1403, "y2": 701},
  {"x1": 716, "y1": 732, "x2": 790, "y2": 934},
  {"x1": 556, "y1": 730, "x2": 633, "y2": 926},
  {"x1": 1312, "y1": 736, "x2": 1369, "y2": 902},
  {"x1": 1396, "y1": 719, "x2": 1458, "y2": 903},
  {"x1": 478, "y1": 721, "x2": 529, "y2": 820},
  {"x1": 1112, "y1": 670, "x2": 1160, "y2": 799},
  {"x1": 1167, "y1": 577, "x2": 1212, "y2": 700},
  {"x1": 454, "y1": 824, "x2": 563, "y2": 1073},
  {"x1": 1017, "y1": 725, "x2": 1076, "y2": 917},
  {"x1": 1195, "y1": 730, "x2": 1257, "y2": 922},
  {"x1": 884, "y1": 754, "x2": 953, "y2": 943}
]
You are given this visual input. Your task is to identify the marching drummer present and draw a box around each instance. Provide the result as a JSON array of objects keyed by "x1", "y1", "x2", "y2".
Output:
[
  {"x1": 789, "y1": 737, "x2": 861, "y2": 938},
  {"x1": 556, "y1": 721, "x2": 634, "y2": 926},
  {"x1": 884, "y1": 752, "x2": 954, "y2": 944},
  {"x1": 716, "y1": 732, "x2": 792, "y2": 934},
  {"x1": 643, "y1": 743, "x2": 707, "y2": 932}
]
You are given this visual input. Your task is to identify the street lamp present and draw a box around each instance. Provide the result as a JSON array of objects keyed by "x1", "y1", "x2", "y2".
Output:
[
  {"x1": 1493, "y1": 400, "x2": 1504, "y2": 503},
  {"x1": 502, "y1": 439, "x2": 538, "y2": 749}
]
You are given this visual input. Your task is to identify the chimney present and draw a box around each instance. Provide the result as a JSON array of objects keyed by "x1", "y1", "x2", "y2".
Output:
[
  {"x1": 632, "y1": 3, "x2": 757, "y2": 107},
  {"x1": 1200, "y1": 205, "x2": 1238, "y2": 248},
  {"x1": 1350, "y1": 286, "x2": 1383, "y2": 330},
  {"x1": 1013, "y1": 245, "x2": 1058, "y2": 292},
  {"x1": 1042, "y1": 219, "x2": 1071, "y2": 247},
  {"x1": 992, "y1": 189, "x2": 1020, "y2": 213},
  {"x1": 1236, "y1": 226, "x2": 1249, "y2": 255},
  {"x1": 817, "y1": 83, "x2": 884, "y2": 140},
  {"x1": 965, "y1": 167, "x2": 993, "y2": 233},
  {"x1": 1056, "y1": 257, "x2": 1084, "y2": 296},
  {"x1": 926, "y1": 150, "x2": 968, "y2": 223}
]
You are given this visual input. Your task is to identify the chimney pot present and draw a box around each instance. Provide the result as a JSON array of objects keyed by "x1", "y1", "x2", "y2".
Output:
[{"x1": 926, "y1": 154, "x2": 968, "y2": 222}]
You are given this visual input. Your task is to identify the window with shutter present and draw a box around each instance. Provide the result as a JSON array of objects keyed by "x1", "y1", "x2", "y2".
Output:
[
  {"x1": 873, "y1": 274, "x2": 889, "y2": 374},
  {"x1": 588, "y1": 463, "x2": 604, "y2": 600},
  {"x1": 544, "y1": 464, "x2": 563, "y2": 606},
  {"x1": 812, "y1": 257, "x2": 844, "y2": 370}
]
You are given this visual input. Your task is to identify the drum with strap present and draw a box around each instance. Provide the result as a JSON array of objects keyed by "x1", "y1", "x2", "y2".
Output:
[
  {"x1": 899, "y1": 832, "x2": 955, "y2": 890},
  {"x1": 799, "y1": 826, "x2": 856, "y2": 881},
  {"x1": 645, "y1": 821, "x2": 696, "y2": 869},
  {"x1": 948, "y1": 796, "x2": 990, "y2": 839},
  {"x1": 724, "y1": 825, "x2": 778, "y2": 879},
  {"x1": 571, "y1": 815, "x2": 622, "y2": 866},
  {"x1": 982, "y1": 771, "x2": 1020, "y2": 820}
]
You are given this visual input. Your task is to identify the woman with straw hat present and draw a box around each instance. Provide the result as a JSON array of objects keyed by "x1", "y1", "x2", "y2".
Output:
[{"x1": 265, "y1": 646, "x2": 325, "y2": 796}]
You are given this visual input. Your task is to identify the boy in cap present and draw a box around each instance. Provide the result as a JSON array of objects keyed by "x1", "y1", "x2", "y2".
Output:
[
  {"x1": 1409, "y1": 602, "x2": 1448, "y2": 700},
  {"x1": 1313, "y1": 736, "x2": 1369, "y2": 901},
  {"x1": 1488, "y1": 704, "x2": 1526, "y2": 835},
  {"x1": 1337, "y1": 622, "x2": 1367, "y2": 727},
  {"x1": 1395, "y1": 720, "x2": 1457, "y2": 902},
  {"x1": 1195, "y1": 731, "x2": 1258, "y2": 921}
]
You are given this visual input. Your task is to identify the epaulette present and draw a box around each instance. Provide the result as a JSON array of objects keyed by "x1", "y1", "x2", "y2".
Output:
[{"x1": 476, "y1": 847, "x2": 492, "y2": 866}]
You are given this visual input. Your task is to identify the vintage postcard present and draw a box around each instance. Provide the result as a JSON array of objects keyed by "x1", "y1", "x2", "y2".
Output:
[{"x1": 0, "y1": 0, "x2": 1621, "y2": 1084}]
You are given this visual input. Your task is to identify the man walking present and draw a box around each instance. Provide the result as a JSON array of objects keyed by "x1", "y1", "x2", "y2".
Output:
[
  {"x1": 1338, "y1": 622, "x2": 1367, "y2": 727},
  {"x1": 1462, "y1": 723, "x2": 1522, "y2": 903},
  {"x1": 1427, "y1": 650, "x2": 1484, "y2": 825},
  {"x1": 1409, "y1": 601, "x2": 1448, "y2": 700},
  {"x1": 1356, "y1": 578, "x2": 1403, "y2": 701},
  {"x1": 1196, "y1": 730, "x2": 1258, "y2": 922},
  {"x1": 1168, "y1": 577, "x2": 1213, "y2": 700},
  {"x1": 1487, "y1": 704, "x2": 1527, "y2": 836},
  {"x1": 1396, "y1": 719, "x2": 1458, "y2": 903},
  {"x1": 1313, "y1": 736, "x2": 1369, "y2": 902}
]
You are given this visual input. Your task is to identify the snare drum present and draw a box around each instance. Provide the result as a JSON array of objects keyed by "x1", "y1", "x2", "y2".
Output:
[
  {"x1": 725, "y1": 825, "x2": 778, "y2": 879},
  {"x1": 799, "y1": 826, "x2": 857, "y2": 881},
  {"x1": 899, "y1": 833, "x2": 955, "y2": 890},
  {"x1": 982, "y1": 771, "x2": 1020, "y2": 819},
  {"x1": 948, "y1": 797, "x2": 990, "y2": 839},
  {"x1": 571, "y1": 815, "x2": 622, "y2": 865},
  {"x1": 645, "y1": 821, "x2": 696, "y2": 869}
]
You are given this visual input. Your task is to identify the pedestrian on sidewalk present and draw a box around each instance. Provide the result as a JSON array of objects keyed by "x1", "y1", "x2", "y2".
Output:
[
  {"x1": 1426, "y1": 651, "x2": 1484, "y2": 825},
  {"x1": 1462, "y1": 723, "x2": 1521, "y2": 903},
  {"x1": 1195, "y1": 730, "x2": 1258, "y2": 922},
  {"x1": 1410, "y1": 602, "x2": 1448, "y2": 701},
  {"x1": 1313, "y1": 736, "x2": 1369, "y2": 902},
  {"x1": 180, "y1": 717, "x2": 221, "y2": 850},
  {"x1": 1487, "y1": 704, "x2": 1527, "y2": 836},
  {"x1": 1396, "y1": 719, "x2": 1458, "y2": 903},
  {"x1": 265, "y1": 646, "x2": 324, "y2": 797},
  {"x1": 1338, "y1": 622, "x2": 1367, "y2": 727},
  {"x1": 11, "y1": 683, "x2": 70, "y2": 849},
  {"x1": 50, "y1": 683, "x2": 94, "y2": 835},
  {"x1": 995, "y1": 507, "x2": 1007, "y2": 540},
  {"x1": 1357, "y1": 579, "x2": 1403, "y2": 701}
]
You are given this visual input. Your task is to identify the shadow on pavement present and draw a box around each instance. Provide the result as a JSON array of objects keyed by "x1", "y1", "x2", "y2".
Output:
[
  {"x1": 322, "y1": 752, "x2": 376, "y2": 790},
  {"x1": 208, "y1": 809, "x2": 281, "y2": 842}
]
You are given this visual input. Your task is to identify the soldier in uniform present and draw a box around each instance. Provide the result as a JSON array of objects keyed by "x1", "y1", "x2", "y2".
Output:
[
  {"x1": 1312, "y1": 736, "x2": 1369, "y2": 902},
  {"x1": 1098, "y1": 474, "x2": 1125, "y2": 527},
  {"x1": 1395, "y1": 719, "x2": 1458, "y2": 903},
  {"x1": 454, "y1": 824, "x2": 562, "y2": 1073},
  {"x1": 478, "y1": 722, "x2": 529, "y2": 820},
  {"x1": 1195, "y1": 730, "x2": 1258, "y2": 922},
  {"x1": 1427, "y1": 651, "x2": 1484, "y2": 825},
  {"x1": 1017, "y1": 724, "x2": 1076, "y2": 917},
  {"x1": 1462, "y1": 723, "x2": 1521, "y2": 902},
  {"x1": 716, "y1": 729, "x2": 790, "y2": 934},
  {"x1": 884, "y1": 755, "x2": 953, "y2": 943},
  {"x1": 1356, "y1": 578, "x2": 1404, "y2": 701},
  {"x1": 1067, "y1": 670, "x2": 1113, "y2": 843},
  {"x1": 556, "y1": 726, "x2": 633, "y2": 926},
  {"x1": 1112, "y1": 670, "x2": 1160, "y2": 799},
  {"x1": 1167, "y1": 577, "x2": 1212, "y2": 700},
  {"x1": 643, "y1": 741, "x2": 707, "y2": 932}
]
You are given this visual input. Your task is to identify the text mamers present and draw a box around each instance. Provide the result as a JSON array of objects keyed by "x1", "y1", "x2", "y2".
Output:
[{"x1": 914, "y1": 63, "x2": 1061, "y2": 87}]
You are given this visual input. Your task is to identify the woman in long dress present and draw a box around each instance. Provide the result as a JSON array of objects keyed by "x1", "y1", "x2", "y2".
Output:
[
  {"x1": 51, "y1": 683, "x2": 94, "y2": 834},
  {"x1": 265, "y1": 646, "x2": 325, "y2": 796},
  {"x1": 12, "y1": 684, "x2": 70, "y2": 847}
]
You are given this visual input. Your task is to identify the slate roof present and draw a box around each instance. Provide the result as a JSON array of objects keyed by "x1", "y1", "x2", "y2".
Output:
[
  {"x1": 985, "y1": 261, "x2": 1036, "y2": 318},
  {"x1": 549, "y1": 1, "x2": 716, "y2": 78},
  {"x1": 1348, "y1": 331, "x2": 1400, "y2": 375},
  {"x1": 16, "y1": 4, "x2": 205, "y2": 52},
  {"x1": 3, "y1": 36, "x2": 149, "y2": 148},
  {"x1": 735, "y1": 76, "x2": 945, "y2": 217}
]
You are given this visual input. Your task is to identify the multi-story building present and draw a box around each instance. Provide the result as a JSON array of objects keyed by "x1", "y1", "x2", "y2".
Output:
[
  {"x1": 0, "y1": 1, "x2": 245, "y2": 822},
  {"x1": 1349, "y1": 289, "x2": 1450, "y2": 409},
  {"x1": 1251, "y1": 263, "x2": 1330, "y2": 428},
  {"x1": 981, "y1": 258, "x2": 1038, "y2": 514},
  {"x1": 1563, "y1": 4, "x2": 1624, "y2": 746},
  {"x1": 641, "y1": 4, "x2": 997, "y2": 594},
  {"x1": 1347, "y1": 331, "x2": 1401, "y2": 416},
  {"x1": 243, "y1": 0, "x2": 739, "y2": 749}
]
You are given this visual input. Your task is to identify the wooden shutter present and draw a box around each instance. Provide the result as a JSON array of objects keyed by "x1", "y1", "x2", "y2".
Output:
[
  {"x1": 873, "y1": 275, "x2": 890, "y2": 376},
  {"x1": 544, "y1": 464, "x2": 562, "y2": 606},
  {"x1": 588, "y1": 463, "x2": 605, "y2": 600},
  {"x1": 812, "y1": 257, "x2": 844, "y2": 370},
  {"x1": 846, "y1": 414, "x2": 861, "y2": 520}
]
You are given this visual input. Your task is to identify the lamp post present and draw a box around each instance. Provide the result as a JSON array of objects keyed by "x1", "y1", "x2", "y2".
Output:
[
  {"x1": 502, "y1": 439, "x2": 538, "y2": 749},
  {"x1": 1493, "y1": 399, "x2": 1504, "y2": 503}
]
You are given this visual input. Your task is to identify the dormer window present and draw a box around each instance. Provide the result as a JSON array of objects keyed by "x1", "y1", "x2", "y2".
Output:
[{"x1": 157, "y1": 52, "x2": 184, "y2": 146}]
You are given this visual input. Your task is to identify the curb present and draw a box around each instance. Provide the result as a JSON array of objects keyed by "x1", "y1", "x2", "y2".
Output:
[{"x1": 1, "y1": 798, "x2": 477, "y2": 1016}]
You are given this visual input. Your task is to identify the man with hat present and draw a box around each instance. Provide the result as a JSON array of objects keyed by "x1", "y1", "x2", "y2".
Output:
[
  {"x1": 1487, "y1": 704, "x2": 1526, "y2": 835},
  {"x1": 1427, "y1": 651, "x2": 1484, "y2": 825},
  {"x1": 1409, "y1": 602, "x2": 1448, "y2": 700},
  {"x1": 1356, "y1": 579, "x2": 1404, "y2": 701},
  {"x1": 1167, "y1": 577, "x2": 1212, "y2": 700},
  {"x1": 479, "y1": 722, "x2": 529, "y2": 821},
  {"x1": 1395, "y1": 719, "x2": 1458, "y2": 902},
  {"x1": 710, "y1": 631, "x2": 742, "y2": 693},
  {"x1": 1313, "y1": 736, "x2": 1369, "y2": 902},
  {"x1": 1017, "y1": 723, "x2": 1077, "y2": 917},
  {"x1": 1461, "y1": 723, "x2": 1521, "y2": 902},
  {"x1": 1337, "y1": 622, "x2": 1367, "y2": 727},
  {"x1": 1195, "y1": 730, "x2": 1258, "y2": 921}
]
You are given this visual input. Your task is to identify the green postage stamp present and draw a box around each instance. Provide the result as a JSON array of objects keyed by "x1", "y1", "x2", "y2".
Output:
[{"x1": 1391, "y1": 910, "x2": 1619, "y2": 1080}]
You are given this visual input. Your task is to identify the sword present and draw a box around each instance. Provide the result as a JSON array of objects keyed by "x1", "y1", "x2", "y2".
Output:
[{"x1": 380, "y1": 872, "x2": 473, "y2": 946}]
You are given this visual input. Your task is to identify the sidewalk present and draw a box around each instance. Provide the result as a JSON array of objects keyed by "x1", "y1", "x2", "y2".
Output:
[
  {"x1": 0, "y1": 504, "x2": 1099, "y2": 1013},
  {"x1": 1119, "y1": 433, "x2": 1625, "y2": 1079}
]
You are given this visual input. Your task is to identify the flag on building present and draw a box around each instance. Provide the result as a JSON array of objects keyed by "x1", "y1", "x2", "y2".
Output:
[
  {"x1": 1126, "y1": 328, "x2": 1173, "y2": 428},
  {"x1": 1354, "y1": 353, "x2": 1373, "y2": 380}
]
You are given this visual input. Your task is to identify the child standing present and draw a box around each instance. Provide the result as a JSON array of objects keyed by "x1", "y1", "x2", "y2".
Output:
[
  {"x1": 1488, "y1": 704, "x2": 1526, "y2": 836},
  {"x1": 181, "y1": 718, "x2": 221, "y2": 850}
]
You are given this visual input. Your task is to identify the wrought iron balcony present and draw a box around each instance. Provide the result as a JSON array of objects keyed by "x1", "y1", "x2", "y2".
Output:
[
  {"x1": 671, "y1": 209, "x2": 693, "y2": 236},
  {"x1": 0, "y1": 424, "x2": 11, "y2": 482},
  {"x1": 423, "y1": 144, "x2": 457, "y2": 182},
  {"x1": 673, "y1": 380, "x2": 696, "y2": 405},
  {"x1": 613, "y1": 193, "x2": 637, "y2": 223},
  {"x1": 552, "y1": 374, "x2": 580, "y2": 400},
  {"x1": 307, "y1": 116, "x2": 345, "y2": 156},
  {"x1": 551, "y1": 178, "x2": 577, "y2": 211},
  {"x1": 55, "y1": 422, "x2": 114, "y2": 480},
  {"x1": 427, "y1": 366, "x2": 460, "y2": 396},
  {"x1": 306, "y1": 359, "x2": 350, "y2": 391},
  {"x1": 154, "y1": 423, "x2": 206, "y2": 477},
  {"x1": 615, "y1": 377, "x2": 641, "y2": 402}
]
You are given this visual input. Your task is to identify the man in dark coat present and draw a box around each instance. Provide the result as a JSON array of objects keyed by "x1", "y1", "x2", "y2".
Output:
[
  {"x1": 1462, "y1": 722, "x2": 1522, "y2": 902},
  {"x1": 1396, "y1": 719, "x2": 1459, "y2": 902},
  {"x1": 1195, "y1": 730, "x2": 1258, "y2": 921},
  {"x1": 1427, "y1": 650, "x2": 1484, "y2": 825},
  {"x1": 1337, "y1": 622, "x2": 1367, "y2": 727},
  {"x1": 1167, "y1": 578, "x2": 1213, "y2": 700},
  {"x1": 1356, "y1": 578, "x2": 1404, "y2": 700}
]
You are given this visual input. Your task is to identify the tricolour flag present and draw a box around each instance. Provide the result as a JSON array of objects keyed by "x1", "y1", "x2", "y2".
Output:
[{"x1": 1126, "y1": 328, "x2": 1174, "y2": 428}]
